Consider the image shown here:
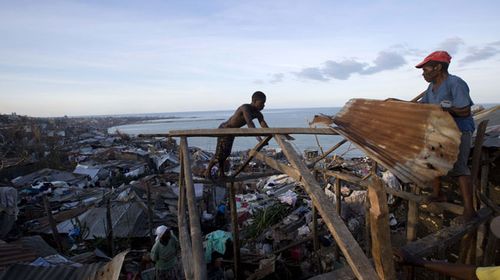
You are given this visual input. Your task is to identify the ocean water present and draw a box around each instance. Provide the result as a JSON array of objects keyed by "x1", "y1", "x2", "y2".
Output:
[{"x1": 109, "y1": 107, "x2": 364, "y2": 157}]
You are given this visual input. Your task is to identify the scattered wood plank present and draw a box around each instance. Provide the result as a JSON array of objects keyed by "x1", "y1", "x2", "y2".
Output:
[
  {"x1": 177, "y1": 155, "x2": 194, "y2": 280},
  {"x1": 367, "y1": 176, "x2": 396, "y2": 279},
  {"x1": 42, "y1": 195, "x2": 63, "y2": 253},
  {"x1": 401, "y1": 207, "x2": 492, "y2": 258},
  {"x1": 169, "y1": 127, "x2": 338, "y2": 137},
  {"x1": 274, "y1": 135, "x2": 378, "y2": 280},
  {"x1": 180, "y1": 137, "x2": 207, "y2": 280}
]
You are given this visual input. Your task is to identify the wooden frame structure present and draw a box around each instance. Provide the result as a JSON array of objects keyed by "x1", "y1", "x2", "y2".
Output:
[{"x1": 168, "y1": 126, "x2": 496, "y2": 280}]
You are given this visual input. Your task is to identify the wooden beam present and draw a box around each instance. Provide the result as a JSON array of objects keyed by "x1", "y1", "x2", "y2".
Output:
[
  {"x1": 193, "y1": 171, "x2": 281, "y2": 184},
  {"x1": 319, "y1": 169, "x2": 464, "y2": 215},
  {"x1": 106, "y1": 197, "x2": 114, "y2": 256},
  {"x1": 180, "y1": 137, "x2": 207, "y2": 280},
  {"x1": 232, "y1": 136, "x2": 272, "y2": 177},
  {"x1": 177, "y1": 151, "x2": 194, "y2": 280},
  {"x1": 274, "y1": 135, "x2": 378, "y2": 280},
  {"x1": 307, "y1": 139, "x2": 348, "y2": 167},
  {"x1": 335, "y1": 178, "x2": 341, "y2": 215},
  {"x1": 406, "y1": 185, "x2": 419, "y2": 243},
  {"x1": 169, "y1": 127, "x2": 338, "y2": 137},
  {"x1": 367, "y1": 176, "x2": 396, "y2": 279},
  {"x1": 479, "y1": 150, "x2": 489, "y2": 198},
  {"x1": 401, "y1": 207, "x2": 492, "y2": 258},
  {"x1": 253, "y1": 152, "x2": 298, "y2": 177},
  {"x1": 470, "y1": 120, "x2": 488, "y2": 210},
  {"x1": 42, "y1": 195, "x2": 63, "y2": 253}
]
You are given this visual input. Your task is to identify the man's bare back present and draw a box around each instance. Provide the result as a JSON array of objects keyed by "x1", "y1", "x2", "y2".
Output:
[
  {"x1": 221, "y1": 103, "x2": 268, "y2": 129},
  {"x1": 205, "y1": 91, "x2": 268, "y2": 180}
]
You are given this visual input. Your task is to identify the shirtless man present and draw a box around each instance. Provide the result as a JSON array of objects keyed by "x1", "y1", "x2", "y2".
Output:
[{"x1": 205, "y1": 91, "x2": 269, "y2": 179}]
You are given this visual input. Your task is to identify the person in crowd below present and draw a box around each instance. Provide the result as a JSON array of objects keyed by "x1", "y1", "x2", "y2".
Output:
[
  {"x1": 205, "y1": 91, "x2": 269, "y2": 180},
  {"x1": 150, "y1": 225, "x2": 180, "y2": 279}
]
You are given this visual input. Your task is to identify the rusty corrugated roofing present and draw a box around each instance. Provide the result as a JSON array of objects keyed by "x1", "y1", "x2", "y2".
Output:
[
  {"x1": 0, "y1": 243, "x2": 37, "y2": 272},
  {"x1": 333, "y1": 99, "x2": 461, "y2": 187}
]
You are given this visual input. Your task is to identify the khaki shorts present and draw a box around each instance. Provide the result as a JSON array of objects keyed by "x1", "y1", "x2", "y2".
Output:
[{"x1": 448, "y1": 131, "x2": 472, "y2": 177}]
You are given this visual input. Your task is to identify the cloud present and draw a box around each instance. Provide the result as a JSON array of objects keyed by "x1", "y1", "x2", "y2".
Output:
[
  {"x1": 294, "y1": 50, "x2": 406, "y2": 82},
  {"x1": 295, "y1": 67, "x2": 328, "y2": 81},
  {"x1": 461, "y1": 45, "x2": 500, "y2": 64},
  {"x1": 361, "y1": 51, "x2": 406, "y2": 75},
  {"x1": 323, "y1": 59, "x2": 367, "y2": 80},
  {"x1": 269, "y1": 73, "x2": 284, "y2": 84},
  {"x1": 437, "y1": 37, "x2": 464, "y2": 55}
]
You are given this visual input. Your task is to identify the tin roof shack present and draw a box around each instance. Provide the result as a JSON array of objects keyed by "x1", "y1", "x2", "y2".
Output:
[
  {"x1": 0, "y1": 250, "x2": 128, "y2": 280},
  {"x1": 23, "y1": 179, "x2": 183, "y2": 256},
  {"x1": 11, "y1": 168, "x2": 89, "y2": 189}
]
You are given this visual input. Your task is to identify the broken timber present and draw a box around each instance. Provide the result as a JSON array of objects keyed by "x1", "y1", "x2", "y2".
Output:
[{"x1": 173, "y1": 128, "x2": 379, "y2": 279}]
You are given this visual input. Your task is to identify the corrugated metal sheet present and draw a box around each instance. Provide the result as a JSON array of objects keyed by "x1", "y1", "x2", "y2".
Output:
[
  {"x1": 54, "y1": 202, "x2": 145, "y2": 239},
  {"x1": 0, "y1": 263, "x2": 103, "y2": 280},
  {"x1": 0, "y1": 243, "x2": 37, "y2": 272},
  {"x1": 0, "y1": 250, "x2": 128, "y2": 280},
  {"x1": 29, "y1": 205, "x2": 90, "y2": 233},
  {"x1": 333, "y1": 99, "x2": 461, "y2": 187},
  {"x1": 11, "y1": 236, "x2": 58, "y2": 258}
]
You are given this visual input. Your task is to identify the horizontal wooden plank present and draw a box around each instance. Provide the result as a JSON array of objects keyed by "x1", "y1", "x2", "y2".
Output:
[
  {"x1": 166, "y1": 127, "x2": 338, "y2": 137},
  {"x1": 401, "y1": 207, "x2": 492, "y2": 257},
  {"x1": 319, "y1": 170, "x2": 464, "y2": 215}
]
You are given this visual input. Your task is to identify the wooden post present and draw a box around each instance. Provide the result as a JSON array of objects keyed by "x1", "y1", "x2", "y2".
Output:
[
  {"x1": 406, "y1": 184, "x2": 419, "y2": 243},
  {"x1": 274, "y1": 135, "x2": 378, "y2": 280},
  {"x1": 479, "y1": 150, "x2": 489, "y2": 202},
  {"x1": 367, "y1": 176, "x2": 397, "y2": 280},
  {"x1": 228, "y1": 182, "x2": 241, "y2": 279},
  {"x1": 177, "y1": 151, "x2": 194, "y2": 280},
  {"x1": 106, "y1": 197, "x2": 114, "y2": 256},
  {"x1": 42, "y1": 195, "x2": 63, "y2": 253},
  {"x1": 146, "y1": 182, "x2": 154, "y2": 246},
  {"x1": 470, "y1": 120, "x2": 488, "y2": 210},
  {"x1": 364, "y1": 194, "x2": 371, "y2": 256},
  {"x1": 483, "y1": 225, "x2": 498, "y2": 266},
  {"x1": 307, "y1": 139, "x2": 348, "y2": 168},
  {"x1": 335, "y1": 178, "x2": 341, "y2": 216},
  {"x1": 180, "y1": 137, "x2": 207, "y2": 280}
]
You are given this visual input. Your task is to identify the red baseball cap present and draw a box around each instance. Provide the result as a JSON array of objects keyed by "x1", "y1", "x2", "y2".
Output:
[{"x1": 415, "y1": 51, "x2": 452, "y2": 68}]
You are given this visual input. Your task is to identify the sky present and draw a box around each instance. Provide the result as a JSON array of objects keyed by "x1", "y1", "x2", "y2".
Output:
[{"x1": 0, "y1": 0, "x2": 499, "y2": 117}]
